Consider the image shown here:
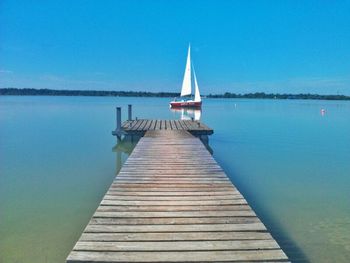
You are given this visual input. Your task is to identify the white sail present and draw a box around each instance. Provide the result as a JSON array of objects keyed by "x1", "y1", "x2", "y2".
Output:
[
  {"x1": 180, "y1": 45, "x2": 192, "y2": 96},
  {"x1": 193, "y1": 66, "x2": 201, "y2": 102}
]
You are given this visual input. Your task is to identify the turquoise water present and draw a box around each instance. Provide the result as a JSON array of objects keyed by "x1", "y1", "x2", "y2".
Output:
[{"x1": 1, "y1": 96, "x2": 349, "y2": 262}]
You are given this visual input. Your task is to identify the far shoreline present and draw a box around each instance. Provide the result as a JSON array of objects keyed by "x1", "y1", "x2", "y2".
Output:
[{"x1": 1, "y1": 88, "x2": 349, "y2": 101}]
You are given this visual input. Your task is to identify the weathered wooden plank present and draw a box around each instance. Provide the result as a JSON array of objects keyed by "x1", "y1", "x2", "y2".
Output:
[
  {"x1": 106, "y1": 191, "x2": 239, "y2": 196},
  {"x1": 184, "y1": 120, "x2": 193, "y2": 130},
  {"x1": 112, "y1": 178, "x2": 233, "y2": 185},
  {"x1": 122, "y1": 165, "x2": 223, "y2": 170},
  {"x1": 144, "y1": 120, "x2": 151, "y2": 130},
  {"x1": 109, "y1": 185, "x2": 235, "y2": 190},
  {"x1": 115, "y1": 174, "x2": 228, "y2": 179},
  {"x1": 165, "y1": 120, "x2": 171, "y2": 130},
  {"x1": 125, "y1": 158, "x2": 216, "y2": 161},
  {"x1": 169, "y1": 120, "x2": 175, "y2": 130},
  {"x1": 106, "y1": 189, "x2": 239, "y2": 195},
  {"x1": 84, "y1": 223, "x2": 266, "y2": 233},
  {"x1": 103, "y1": 194, "x2": 244, "y2": 201},
  {"x1": 113, "y1": 180, "x2": 231, "y2": 185},
  {"x1": 67, "y1": 250, "x2": 288, "y2": 262},
  {"x1": 148, "y1": 120, "x2": 156, "y2": 130},
  {"x1": 100, "y1": 199, "x2": 247, "y2": 206},
  {"x1": 93, "y1": 210, "x2": 257, "y2": 218},
  {"x1": 125, "y1": 160, "x2": 216, "y2": 164},
  {"x1": 80, "y1": 231, "x2": 272, "y2": 242},
  {"x1": 117, "y1": 170, "x2": 225, "y2": 175},
  {"x1": 118, "y1": 172, "x2": 226, "y2": 176},
  {"x1": 89, "y1": 216, "x2": 259, "y2": 225},
  {"x1": 74, "y1": 239, "x2": 281, "y2": 251},
  {"x1": 175, "y1": 120, "x2": 186, "y2": 130},
  {"x1": 114, "y1": 178, "x2": 231, "y2": 183},
  {"x1": 141, "y1": 120, "x2": 151, "y2": 131},
  {"x1": 128, "y1": 119, "x2": 143, "y2": 131},
  {"x1": 155, "y1": 120, "x2": 161, "y2": 130},
  {"x1": 137, "y1": 120, "x2": 149, "y2": 131},
  {"x1": 108, "y1": 183, "x2": 234, "y2": 189},
  {"x1": 110, "y1": 183, "x2": 233, "y2": 188},
  {"x1": 97, "y1": 204, "x2": 251, "y2": 212},
  {"x1": 121, "y1": 120, "x2": 133, "y2": 129},
  {"x1": 170, "y1": 120, "x2": 177, "y2": 130},
  {"x1": 181, "y1": 120, "x2": 191, "y2": 130}
]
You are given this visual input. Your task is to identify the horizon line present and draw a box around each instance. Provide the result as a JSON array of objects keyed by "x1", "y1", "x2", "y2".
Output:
[{"x1": 1, "y1": 87, "x2": 350, "y2": 99}]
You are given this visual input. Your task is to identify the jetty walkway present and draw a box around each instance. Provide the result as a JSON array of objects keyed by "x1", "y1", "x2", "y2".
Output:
[
  {"x1": 112, "y1": 119, "x2": 213, "y2": 137},
  {"x1": 111, "y1": 105, "x2": 213, "y2": 138},
  {"x1": 67, "y1": 120, "x2": 288, "y2": 262}
]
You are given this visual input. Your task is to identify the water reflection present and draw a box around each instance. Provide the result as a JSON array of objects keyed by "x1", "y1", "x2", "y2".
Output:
[
  {"x1": 170, "y1": 108, "x2": 202, "y2": 121},
  {"x1": 112, "y1": 135, "x2": 140, "y2": 173}
]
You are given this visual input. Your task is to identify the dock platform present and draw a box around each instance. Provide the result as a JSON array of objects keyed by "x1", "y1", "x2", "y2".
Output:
[
  {"x1": 67, "y1": 130, "x2": 288, "y2": 262},
  {"x1": 112, "y1": 119, "x2": 213, "y2": 137}
]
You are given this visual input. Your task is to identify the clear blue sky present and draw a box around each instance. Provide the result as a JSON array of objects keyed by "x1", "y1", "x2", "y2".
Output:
[{"x1": 1, "y1": 0, "x2": 349, "y2": 95}]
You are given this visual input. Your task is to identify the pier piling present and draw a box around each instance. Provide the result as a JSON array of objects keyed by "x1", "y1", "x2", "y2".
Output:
[
  {"x1": 128, "y1": 104, "x2": 132, "y2": 121},
  {"x1": 116, "y1": 107, "x2": 121, "y2": 131}
]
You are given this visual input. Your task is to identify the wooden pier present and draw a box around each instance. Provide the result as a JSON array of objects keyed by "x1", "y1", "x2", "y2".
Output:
[
  {"x1": 111, "y1": 106, "x2": 213, "y2": 137},
  {"x1": 113, "y1": 119, "x2": 213, "y2": 137},
  {"x1": 67, "y1": 127, "x2": 288, "y2": 262}
]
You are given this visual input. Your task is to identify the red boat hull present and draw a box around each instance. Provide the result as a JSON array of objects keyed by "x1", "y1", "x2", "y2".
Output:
[{"x1": 170, "y1": 101, "x2": 202, "y2": 108}]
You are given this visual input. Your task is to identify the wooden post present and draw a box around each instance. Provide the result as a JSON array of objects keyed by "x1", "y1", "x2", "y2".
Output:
[
  {"x1": 128, "y1": 104, "x2": 132, "y2": 121},
  {"x1": 116, "y1": 107, "x2": 121, "y2": 131}
]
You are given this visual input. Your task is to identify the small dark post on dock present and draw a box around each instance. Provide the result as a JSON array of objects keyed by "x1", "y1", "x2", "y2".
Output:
[
  {"x1": 128, "y1": 104, "x2": 132, "y2": 121},
  {"x1": 116, "y1": 106, "x2": 121, "y2": 134},
  {"x1": 116, "y1": 107, "x2": 121, "y2": 131}
]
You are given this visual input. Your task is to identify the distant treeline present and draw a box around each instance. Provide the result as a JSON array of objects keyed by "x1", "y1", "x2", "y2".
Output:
[
  {"x1": 207, "y1": 92, "x2": 350, "y2": 100},
  {"x1": 1, "y1": 88, "x2": 349, "y2": 100},
  {"x1": 0, "y1": 88, "x2": 179, "y2": 98}
]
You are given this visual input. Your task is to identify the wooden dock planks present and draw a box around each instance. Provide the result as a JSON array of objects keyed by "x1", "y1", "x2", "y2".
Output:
[
  {"x1": 67, "y1": 130, "x2": 288, "y2": 262},
  {"x1": 118, "y1": 119, "x2": 213, "y2": 136}
]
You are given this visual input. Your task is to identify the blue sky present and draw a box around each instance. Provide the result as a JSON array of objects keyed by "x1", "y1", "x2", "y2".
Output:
[{"x1": 1, "y1": 0, "x2": 349, "y2": 95}]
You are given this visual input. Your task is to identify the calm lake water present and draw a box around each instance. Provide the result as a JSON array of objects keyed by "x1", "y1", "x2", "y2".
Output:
[{"x1": 1, "y1": 96, "x2": 350, "y2": 262}]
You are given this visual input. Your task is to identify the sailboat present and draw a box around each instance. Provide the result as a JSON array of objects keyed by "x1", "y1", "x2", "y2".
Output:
[{"x1": 170, "y1": 45, "x2": 202, "y2": 108}]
